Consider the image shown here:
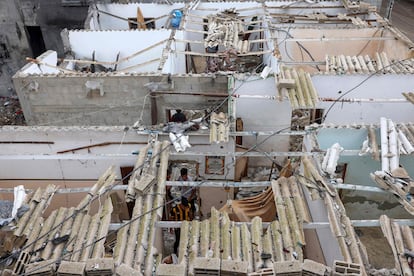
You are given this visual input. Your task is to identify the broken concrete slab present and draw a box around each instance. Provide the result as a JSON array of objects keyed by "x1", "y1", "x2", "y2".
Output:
[
  {"x1": 156, "y1": 264, "x2": 186, "y2": 276},
  {"x1": 57, "y1": 261, "x2": 86, "y2": 276},
  {"x1": 273, "y1": 260, "x2": 302, "y2": 276}
]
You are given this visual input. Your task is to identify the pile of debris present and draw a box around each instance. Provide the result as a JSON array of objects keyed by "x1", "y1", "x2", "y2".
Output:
[{"x1": 0, "y1": 96, "x2": 25, "y2": 125}]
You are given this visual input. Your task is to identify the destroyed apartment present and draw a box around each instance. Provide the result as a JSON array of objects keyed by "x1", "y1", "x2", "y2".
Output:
[{"x1": 1, "y1": 0, "x2": 414, "y2": 275}]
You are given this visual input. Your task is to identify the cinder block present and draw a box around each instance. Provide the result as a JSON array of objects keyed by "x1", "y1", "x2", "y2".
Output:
[
  {"x1": 302, "y1": 259, "x2": 331, "y2": 276},
  {"x1": 221, "y1": 260, "x2": 248, "y2": 276},
  {"x1": 192, "y1": 257, "x2": 220, "y2": 275},
  {"x1": 25, "y1": 260, "x2": 56, "y2": 276},
  {"x1": 85, "y1": 258, "x2": 114, "y2": 276},
  {"x1": 1, "y1": 269, "x2": 16, "y2": 276},
  {"x1": 115, "y1": 263, "x2": 142, "y2": 276},
  {"x1": 156, "y1": 264, "x2": 186, "y2": 276},
  {"x1": 13, "y1": 251, "x2": 30, "y2": 275},
  {"x1": 277, "y1": 79, "x2": 296, "y2": 89},
  {"x1": 274, "y1": 261, "x2": 301, "y2": 276},
  {"x1": 247, "y1": 268, "x2": 275, "y2": 276},
  {"x1": 333, "y1": 260, "x2": 361, "y2": 276},
  {"x1": 57, "y1": 261, "x2": 85, "y2": 276}
]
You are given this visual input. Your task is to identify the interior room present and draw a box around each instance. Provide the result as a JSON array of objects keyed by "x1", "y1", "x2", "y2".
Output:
[
  {"x1": 86, "y1": 3, "x2": 186, "y2": 31},
  {"x1": 313, "y1": 125, "x2": 414, "y2": 219},
  {"x1": 275, "y1": 27, "x2": 413, "y2": 72}
]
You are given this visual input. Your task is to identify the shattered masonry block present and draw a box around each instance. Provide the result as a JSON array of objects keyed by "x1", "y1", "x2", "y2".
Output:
[
  {"x1": 302, "y1": 259, "x2": 331, "y2": 276},
  {"x1": 333, "y1": 260, "x2": 361, "y2": 276},
  {"x1": 156, "y1": 264, "x2": 186, "y2": 276},
  {"x1": 115, "y1": 264, "x2": 142, "y2": 276},
  {"x1": 57, "y1": 261, "x2": 86, "y2": 276},
  {"x1": 85, "y1": 258, "x2": 114, "y2": 276},
  {"x1": 192, "y1": 257, "x2": 220, "y2": 275},
  {"x1": 25, "y1": 260, "x2": 56, "y2": 276},
  {"x1": 221, "y1": 260, "x2": 249, "y2": 276},
  {"x1": 277, "y1": 79, "x2": 296, "y2": 89},
  {"x1": 13, "y1": 251, "x2": 30, "y2": 275},
  {"x1": 274, "y1": 260, "x2": 302, "y2": 276}
]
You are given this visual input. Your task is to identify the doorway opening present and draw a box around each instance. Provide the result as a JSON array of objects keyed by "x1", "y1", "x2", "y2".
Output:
[{"x1": 24, "y1": 26, "x2": 46, "y2": 58}]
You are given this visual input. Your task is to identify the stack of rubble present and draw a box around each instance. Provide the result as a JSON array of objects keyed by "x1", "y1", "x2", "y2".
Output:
[
  {"x1": 205, "y1": 9, "x2": 245, "y2": 51},
  {"x1": 371, "y1": 167, "x2": 414, "y2": 215},
  {"x1": 114, "y1": 141, "x2": 170, "y2": 275},
  {"x1": 209, "y1": 112, "x2": 229, "y2": 143},
  {"x1": 2, "y1": 167, "x2": 117, "y2": 276},
  {"x1": 278, "y1": 67, "x2": 319, "y2": 109},
  {"x1": 301, "y1": 156, "x2": 368, "y2": 275},
  {"x1": 379, "y1": 215, "x2": 414, "y2": 276}
]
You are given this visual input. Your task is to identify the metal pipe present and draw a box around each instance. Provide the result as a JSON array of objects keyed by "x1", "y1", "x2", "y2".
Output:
[{"x1": 380, "y1": 117, "x2": 390, "y2": 171}]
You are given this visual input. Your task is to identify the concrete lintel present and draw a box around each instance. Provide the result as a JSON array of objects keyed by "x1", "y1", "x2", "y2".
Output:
[{"x1": 332, "y1": 183, "x2": 386, "y2": 193}]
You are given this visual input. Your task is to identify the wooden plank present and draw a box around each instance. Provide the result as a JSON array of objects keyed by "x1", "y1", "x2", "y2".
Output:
[{"x1": 137, "y1": 7, "x2": 146, "y2": 30}]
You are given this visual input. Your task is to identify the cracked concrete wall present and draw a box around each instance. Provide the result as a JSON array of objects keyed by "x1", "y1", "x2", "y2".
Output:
[
  {"x1": 0, "y1": 0, "x2": 87, "y2": 96},
  {"x1": 0, "y1": 0, "x2": 31, "y2": 96},
  {"x1": 13, "y1": 74, "x2": 228, "y2": 126}
]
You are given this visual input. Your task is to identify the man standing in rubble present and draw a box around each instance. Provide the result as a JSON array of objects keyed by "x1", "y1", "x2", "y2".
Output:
[
  {"x1": 170, "y1": 195, "x2": 192, "y2": 254},
  {"x1": 171, "y1": 168, "x2": 198, "y2": 219}
]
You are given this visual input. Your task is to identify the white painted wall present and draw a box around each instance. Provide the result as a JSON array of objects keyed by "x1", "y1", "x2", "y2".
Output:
[
  {"x1": 21, "y1": 50, "x2": 59, "y2": 75},
  {"x1": 68, "y1": 29, "x2": 171, "y2": 72},
  {"x1": 93, "y1": 3, "x2": 185, "y2": 30},
  {"x1": 164, "y1": 31, "x2": 187, "y2": 74},
  {"x1": 234, "y1": 76, "x2": 292, "y2": 165},
  {"x1": 0, "y1": 127, "x2": 234, "y2": 181},
  {"x1": 313, "y1": 74, "x2": 414, "y2": 124}
]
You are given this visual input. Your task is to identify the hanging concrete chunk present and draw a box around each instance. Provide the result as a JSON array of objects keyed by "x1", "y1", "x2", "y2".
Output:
[
  {"x1": 134, "y1": 173, "x2": 156, "y2": 196},
  {"x1": 302, "y1": 259, "x2": 331, "y2": 275}
]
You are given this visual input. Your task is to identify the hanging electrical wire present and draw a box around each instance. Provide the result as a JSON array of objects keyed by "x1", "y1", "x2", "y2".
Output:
[{"x1": 322, "y1": 56, "x2": 414, "y2": 122}]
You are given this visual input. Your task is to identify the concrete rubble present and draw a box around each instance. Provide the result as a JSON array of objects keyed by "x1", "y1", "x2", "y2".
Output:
[{"x1": 1, "y1": 0, "x2": 414, "y2": 275}]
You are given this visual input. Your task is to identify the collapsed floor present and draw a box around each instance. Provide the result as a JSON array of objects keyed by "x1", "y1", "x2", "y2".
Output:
[{"x1": 0, "y1": 138, "x2": 411, "y2": 276}]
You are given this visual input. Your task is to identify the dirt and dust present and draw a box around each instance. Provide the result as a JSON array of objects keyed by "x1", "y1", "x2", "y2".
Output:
[
  {"x1": 356, "y1": 227, "x2": 395, "y2": 269},
  {"x1": 0, "y1": 96, "x2": 25, "y2": 126}
]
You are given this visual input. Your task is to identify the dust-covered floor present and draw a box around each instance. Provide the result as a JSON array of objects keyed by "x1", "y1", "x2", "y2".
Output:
[
  {"x1": 356, "y1": 227, "x2": 395, "y2": 269},
  {"x1": 391, "y1": 0, "x2": 414, "y2": 41}
]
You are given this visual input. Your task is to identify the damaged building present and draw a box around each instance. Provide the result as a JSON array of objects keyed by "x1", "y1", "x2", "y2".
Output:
[{"x1": 1, "y1": 0, "x2": 414, "y2": 275}]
